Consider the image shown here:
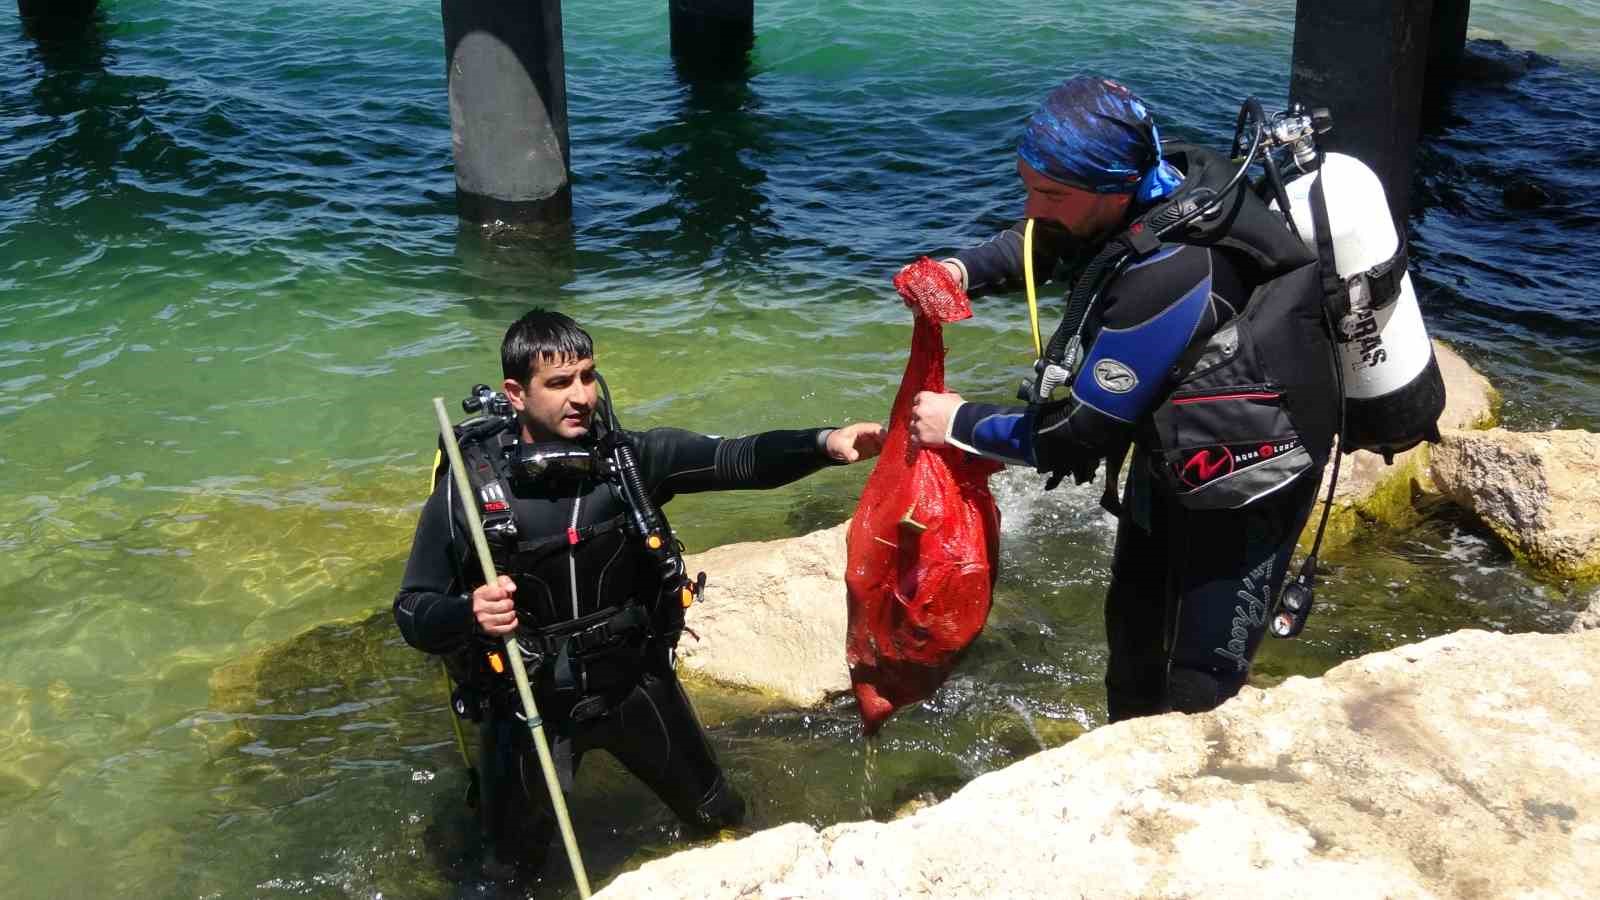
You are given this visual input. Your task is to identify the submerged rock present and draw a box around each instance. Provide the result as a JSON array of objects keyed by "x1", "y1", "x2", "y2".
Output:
[
  {"x1": 1571, "y1": 590, "x2": 1600, "y2": 633},
  {"x1": 1430, "y1": 428, "x2": 1600, "y2": 580},
  {"x1": 677, "y1": 523, "x2": 851, "y2": 706},
  {"x1": 1502, "y1": 175, "x2": 1553, "y2": 211},
  {"x1": 597, "y1": 628, "x2": 1600, "y2": 899}
]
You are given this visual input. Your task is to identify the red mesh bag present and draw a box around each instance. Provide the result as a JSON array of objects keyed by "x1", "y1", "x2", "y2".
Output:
[{"x1": 845, "y1": 258, "x2": 1002, "y2": 735}]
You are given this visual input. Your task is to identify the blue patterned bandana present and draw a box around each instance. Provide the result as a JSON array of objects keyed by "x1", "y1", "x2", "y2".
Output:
[{"x1": 1017, "y1": 76, "x2": 1184, "y2": 204}]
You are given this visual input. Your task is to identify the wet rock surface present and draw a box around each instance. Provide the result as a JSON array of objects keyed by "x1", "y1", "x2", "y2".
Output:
[{"x1": 598, "y1": 629, "x2": 1600, "y2": 899}]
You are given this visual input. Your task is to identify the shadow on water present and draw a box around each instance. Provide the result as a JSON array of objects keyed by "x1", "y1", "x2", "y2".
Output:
[
  {"x1": 623, "y1": 54, "x2": 777, "y2": 271},
  {"x1": 18, "y1": 4, "x2": 114, "y2": 114}
]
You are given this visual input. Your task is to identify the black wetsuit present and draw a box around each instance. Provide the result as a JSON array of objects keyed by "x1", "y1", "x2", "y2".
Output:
[
  {"x1": 943, "y1": 221, "x2": 1322, "y2": 721},
  {"x1": 394, "y1": 425, "x2": 841, "y2": 873}
]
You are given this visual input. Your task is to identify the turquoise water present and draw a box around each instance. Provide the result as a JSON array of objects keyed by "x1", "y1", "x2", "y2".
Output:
[{"x1": 2, "y1": 1, "x2": 1597, "y2": 896}]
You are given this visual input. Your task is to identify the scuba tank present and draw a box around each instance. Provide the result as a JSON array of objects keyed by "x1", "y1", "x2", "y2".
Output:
[{"x1": 1276, "y1": 153, "x2": 1446, "y2": 462}]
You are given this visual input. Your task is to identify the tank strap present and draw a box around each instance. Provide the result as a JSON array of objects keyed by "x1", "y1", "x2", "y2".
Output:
[
  {"x1": 1308, "y1": 174, "x2": 1348, "y2": 322},
  {"x1": 1345, "y1": 232, "x2": 1408, "y2": 312}
]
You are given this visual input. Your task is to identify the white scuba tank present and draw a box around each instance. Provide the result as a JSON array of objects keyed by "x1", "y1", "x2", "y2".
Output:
[{"x1": 1277, "y1": 152, "x2": 1445, "y2": 460}]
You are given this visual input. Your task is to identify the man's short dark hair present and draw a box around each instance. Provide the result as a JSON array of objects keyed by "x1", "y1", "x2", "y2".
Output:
[{"x1": 501, "y1": 309, "x2": 594, "y2": 382}]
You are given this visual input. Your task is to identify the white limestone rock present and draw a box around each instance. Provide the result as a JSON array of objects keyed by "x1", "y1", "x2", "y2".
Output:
[
  {"x1": 600, "y1": 629, "x2": 1600, "y2": 900},
  {"x1": 676, "y1": 522, "x2": 850, "y2": 706},
  {"x1": 1430, "y1": 428, "x2": 1600, "y2": 579}
]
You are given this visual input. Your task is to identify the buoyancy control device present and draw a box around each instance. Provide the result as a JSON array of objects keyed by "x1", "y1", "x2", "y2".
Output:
[
  {"x1": 1276, "y1": 153, "x2": 1446, "y2": 461},
  {"x1": 1024, "y1": 99, "x2": 1447, "y2": 641},
  {"x1": 1024, "y1": 99, "x2": 1341, "y2": 513},
  {"x1": 438, "y1": 381, "x2": 704, "y2": 705}
]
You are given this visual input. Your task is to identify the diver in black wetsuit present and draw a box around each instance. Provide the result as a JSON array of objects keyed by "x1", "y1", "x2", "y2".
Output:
[
  {"x1": 394, "y1": 309, "x2": 884, "y2": 878},
  {"x1": 902, "y1": 76, "x2": 1331, "y2": 722}
]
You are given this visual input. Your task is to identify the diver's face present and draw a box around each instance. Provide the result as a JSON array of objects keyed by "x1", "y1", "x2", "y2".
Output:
[
  {"x1": 505, "y1": 355, "x2": 598, "y2": 442},
  {"x1": 1019, "y1": 158, "x2": 1133, "y2": 238}
]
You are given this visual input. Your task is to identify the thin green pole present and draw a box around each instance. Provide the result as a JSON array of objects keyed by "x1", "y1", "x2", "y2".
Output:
[{"x1": 432, "y1": 398, "x2": 592, "y2": 898}]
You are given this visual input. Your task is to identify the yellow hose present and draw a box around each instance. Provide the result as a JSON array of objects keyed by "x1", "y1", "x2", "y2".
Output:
[
  {"x1": 1023, "y1": 218, "x2": 1043, "y2": 360},
  {"x1": 427, "y1": 446, "x2": 474, "y2": 773},
  {"x1": 442, "y1": 661, "x2": 474, "y2": 770}
]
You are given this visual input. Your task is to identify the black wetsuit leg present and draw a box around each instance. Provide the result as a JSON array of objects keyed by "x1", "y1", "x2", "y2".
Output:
[
  {"x1": 586, "y1": 665, "x2": 745, "y2": 832},
  {"x1": 472, "y1": 659, "x2": 742, "y2": 875},
  {"x1": 1104, "y1": 505, "x2": 1174, "y2": 722},
  {"x1": 1103, "y1": 470, "x2": 1321, "y2": 722},
  {"x1": 475, "y1": 710, "x2": 568, "y2": 877}
]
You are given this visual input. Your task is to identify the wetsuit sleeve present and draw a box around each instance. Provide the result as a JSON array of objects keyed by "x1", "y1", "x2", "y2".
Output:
[
  {"x1": 392, "y1": 471, "x2": 477, "y2": 655},
  {"x1": 947, "y1": 401, "x2": 1036, "y2": 467},
  {"x1": 632, "y1": 427, "x2": 841, "y2": 503},
  {"x1": 1031, "y1": 244, "x2": 1227, "y2": 475},
  {"x1": 948, "y1": 220, "x2": 1076, "y2": 295}
]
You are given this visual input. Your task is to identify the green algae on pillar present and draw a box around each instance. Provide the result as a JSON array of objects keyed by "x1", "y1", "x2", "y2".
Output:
[{"x1": 442, "y1": 0, "x2": 572, "y2": 228}]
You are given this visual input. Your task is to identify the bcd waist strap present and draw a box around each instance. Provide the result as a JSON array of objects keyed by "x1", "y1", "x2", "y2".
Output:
[{"x1": 516, "y1": 603, "x2": 653, "y2": 659}]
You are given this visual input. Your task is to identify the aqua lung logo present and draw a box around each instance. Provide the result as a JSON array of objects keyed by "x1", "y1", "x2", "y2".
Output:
[
  {"x1": 1092, "y1": 359, "x2": 1138, "y2": 394},
  {"x1": 1179, "y1": 447, "x2": 1234, "y2": 486},
  {"x1": 1341, "y1": 309, "x2": 1388, "y2": 369},
  {"x1": 1178, "y1": 439, "x2": 1301, "y2": 489}
]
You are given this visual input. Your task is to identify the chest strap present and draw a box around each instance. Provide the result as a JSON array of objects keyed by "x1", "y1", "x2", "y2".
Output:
[{"x1": 505, "y1": 513, "x2": 630, "y2": 566}]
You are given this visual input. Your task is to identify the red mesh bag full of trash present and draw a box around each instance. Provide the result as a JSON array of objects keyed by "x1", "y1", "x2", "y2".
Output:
[{"x1": 845, "y1": 257, "x2": 1002, "y2": 735}]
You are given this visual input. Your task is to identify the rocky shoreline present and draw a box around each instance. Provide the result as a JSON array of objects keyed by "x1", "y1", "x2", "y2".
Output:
[
  {"x1": 637, "y1": 340, "x2": 1600, "y2": 898},
  {"x1": 602, "y1": 628, "x2": 1600, "y2": 899}
]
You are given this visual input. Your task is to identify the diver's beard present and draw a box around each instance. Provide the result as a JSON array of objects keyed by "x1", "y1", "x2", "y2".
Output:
[{"x1": 1030, "y1": 218, "x2": 1096, "y2": 272}]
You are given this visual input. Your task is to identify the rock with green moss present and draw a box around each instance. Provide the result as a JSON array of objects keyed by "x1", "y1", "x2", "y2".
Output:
[{"x1": 1305, "y1": 340, "x2": 1498, "y2": 551}]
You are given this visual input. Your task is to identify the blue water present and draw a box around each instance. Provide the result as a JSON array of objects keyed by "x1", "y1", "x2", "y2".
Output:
[{"x1": 2, "y1": 1, "x2": 1597, "y2": 896}]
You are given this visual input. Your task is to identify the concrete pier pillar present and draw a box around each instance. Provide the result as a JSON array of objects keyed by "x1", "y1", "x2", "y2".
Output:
[
  {"x1": 18, "y1": 0, "x2": 100, "y2": 36},
  {"x1": 18, "y1": 0, "x2": 98, "y2": 19},
  {"x1": 669, "y1": 0, "x2": 754, "y2": 76},
  {"x1": 1290, "y1": 0, "x2": 1437, "y2": 222},
  {"x1": 1425, "y1": 0, "x2": 1472, "y2": 104},
  {"x1": 441, "y1": 0, "x2": 571, "y2": 228}
]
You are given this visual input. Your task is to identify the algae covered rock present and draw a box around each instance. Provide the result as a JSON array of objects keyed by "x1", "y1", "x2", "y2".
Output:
[
  {"x1": 597, "y1": 629, "x2": 1600, "y2": 899},
  {"x1": 1308, "y1": 340, "x2": 1497, "y2": 548},
  {"x1": 1430, "y1": 428, "x2": 1600, "y2": 580},
  {"x1": 677, "y1": 523, "x2": 851, "y2": 706}
]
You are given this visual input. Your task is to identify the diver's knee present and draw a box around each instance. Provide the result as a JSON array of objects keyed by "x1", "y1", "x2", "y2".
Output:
[{"x1": 1167, "y1": 665, "x2": 1246, "y2": 714}]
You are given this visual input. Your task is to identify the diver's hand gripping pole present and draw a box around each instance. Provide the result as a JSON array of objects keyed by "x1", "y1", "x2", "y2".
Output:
[{"x1": 432, "y1": 398, "x2": 591, "y2": 899}]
